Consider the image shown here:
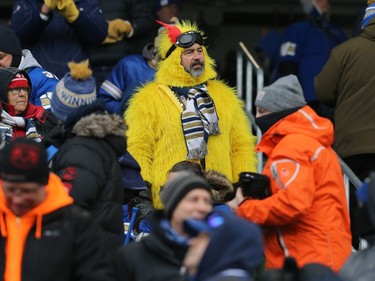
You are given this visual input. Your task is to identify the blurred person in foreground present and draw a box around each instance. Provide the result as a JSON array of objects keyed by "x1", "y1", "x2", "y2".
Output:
[
  {"x1": 182, "y1": 211, "x2": 264, "y2": 281},
  {"x1": 0, "y1": 138, "x2": 114, "y2": 281},
  {"x1": 113, "y1": 172, "x2": 213, "y2": 281}
]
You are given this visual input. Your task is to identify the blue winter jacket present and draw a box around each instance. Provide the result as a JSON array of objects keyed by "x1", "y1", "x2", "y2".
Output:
[
  {"x1": 276, "y1": 9, "x2": 346, "y2": 102},
  {"x1": 11, "y1": 0, "x2": 108, "y2": 79},
  {"x1": 20, "y1": 49, "x2": 58, "y2": 110},
  {"x1": 98, "y1": 54, "x2": 155, "y2": 114}
]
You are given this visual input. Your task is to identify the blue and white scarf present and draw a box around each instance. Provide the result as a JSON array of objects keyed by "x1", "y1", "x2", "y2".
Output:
[
  {"x1": 180, "y1": 84, "x2": 220, "y2": 160},
  {"x1": 362, "y1": 3, "x2": 375, "y2": 29},
  {"x1": 0, "y1": 110, "x2": 41, "y2": 143},
  {"x1": 160, "y1": 218, "x2": 189, "y2": 246}
]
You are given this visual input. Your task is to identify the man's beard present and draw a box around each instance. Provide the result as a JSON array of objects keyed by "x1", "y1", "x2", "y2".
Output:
[{"x1": 186, "y1": 61, "x2": 205, "y2": 78}]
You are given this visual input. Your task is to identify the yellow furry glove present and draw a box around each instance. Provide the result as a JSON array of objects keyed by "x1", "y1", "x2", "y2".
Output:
[
  {"x1": 56, "y1": 0, "x2": 79, "y2": 23},
  {"x1": 102, "y1": 19, "x2": 133, "y2": 44}
]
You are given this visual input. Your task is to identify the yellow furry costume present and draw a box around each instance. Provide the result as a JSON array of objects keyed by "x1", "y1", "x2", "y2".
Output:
[{"x1": 125, "y1": 20, "x2": 257, "y2": 208}]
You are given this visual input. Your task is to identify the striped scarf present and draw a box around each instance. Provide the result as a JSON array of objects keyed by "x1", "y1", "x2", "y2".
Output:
[
  {"x1": 362, "y1": 3, "x2": 375, "y2": 29},
  {"x1": 0, "y1": 110, "x2": 41, "y2": 143},
  {"x1": 180, "y1": 84, "x2": 220, "y2": 160}
]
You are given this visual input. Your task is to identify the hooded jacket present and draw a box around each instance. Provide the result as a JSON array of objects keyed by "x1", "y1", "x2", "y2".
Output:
[
  {"x1": 125, "y1": 21, "x2": 257, "y2": 208},
  {"x1": 315, "y1": 18, "x2": 375, "y2": 159},
  {"x1": 19, "y1": 49, "x2": 58, "y2": 110},
  {"x1": 0, "y1": 67, "x2": 57, "y2": 141},
  {"x1": 0, "y1": 173, "x2": 114, "y2": 281},
  {"x1": 46, "y1": 101, "x2": 127, "y2": 249},
  {"x1": 237, "y1": 106, "x2": 351, "y2": 271}
]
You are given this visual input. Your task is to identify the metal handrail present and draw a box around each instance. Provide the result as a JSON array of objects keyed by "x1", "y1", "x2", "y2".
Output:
[{"x1": 236, "y1": 41, "x2": 264, "y2": 173}]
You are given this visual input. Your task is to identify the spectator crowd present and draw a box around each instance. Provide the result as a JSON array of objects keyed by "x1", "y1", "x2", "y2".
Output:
[{"x1": 0, "y1": 0, "x2": 374, "y2": 281}]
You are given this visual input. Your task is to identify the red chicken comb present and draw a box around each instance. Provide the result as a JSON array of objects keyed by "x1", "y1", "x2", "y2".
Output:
[{"x1": 156, "y1": 20, "x2": 181, "y2": 44}]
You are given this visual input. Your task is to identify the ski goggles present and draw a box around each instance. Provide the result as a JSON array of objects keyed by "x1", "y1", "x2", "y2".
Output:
[{"x1": 165, "y1": 31, "x2": 206, "y2": 58}]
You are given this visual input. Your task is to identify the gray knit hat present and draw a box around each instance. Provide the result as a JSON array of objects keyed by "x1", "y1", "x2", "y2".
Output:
[
  {"x1": 255, "y1": 75, "x2": 306, "y2": 113},
  {"x1": 160, "y1": 171, "x2": 211, "y2": 219}
]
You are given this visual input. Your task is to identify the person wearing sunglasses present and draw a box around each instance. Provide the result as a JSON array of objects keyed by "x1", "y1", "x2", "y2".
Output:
[
  {"x1": 0, "y1": 67, "x2": 57, "y2": 144},
  {"x1": 125, "y1": 20, "x2": 258, "y2": 210}
]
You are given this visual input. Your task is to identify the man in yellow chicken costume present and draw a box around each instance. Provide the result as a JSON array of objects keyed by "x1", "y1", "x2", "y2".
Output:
[{"x1": 125, "y1": 20, "x2": 257, "y2": 208}]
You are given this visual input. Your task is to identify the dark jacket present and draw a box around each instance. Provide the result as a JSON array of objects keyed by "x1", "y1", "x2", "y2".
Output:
[
  {"x1": 45, "y1": 100, "x2": 127, "y2": 249},
  {"x1": 114, "y1": 211, "x2": 188, "y2": 281},
  {"x1": 89, "y1": 0, "x2": 154, "y2": 68},
  {"x1": 315, "y1": 18, "x2": 375, "y2": 159},
  {"x1": 0, "y1": 173, "x2": 114, "y2": 281},
  {"x1": 276, "y1": 8, "x2": 346, "y2": 102},
  {"x1": 194, "y1": 212, "x2": 264, "y2": 281},
  {"x1": 11, "y1": 0, "x2": 108, "y2": 79}
]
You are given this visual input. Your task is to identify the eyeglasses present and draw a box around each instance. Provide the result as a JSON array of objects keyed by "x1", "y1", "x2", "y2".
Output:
[
  {"x1": 165, "y1": 31, "x2": 206, "y2": 59},
  {"x1": 8, "y1": 87, "x2": 30, "y2": 96}
]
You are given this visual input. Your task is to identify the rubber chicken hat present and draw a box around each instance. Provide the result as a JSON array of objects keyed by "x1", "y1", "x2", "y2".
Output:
[{"x1": 154, "y1": 20, "x2": 217, "y2": 87}]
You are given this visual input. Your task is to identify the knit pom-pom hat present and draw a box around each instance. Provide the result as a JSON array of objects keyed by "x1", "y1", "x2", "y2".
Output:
[{"x1": 51, "y1": 60, "x2": 96, "y2": 123}]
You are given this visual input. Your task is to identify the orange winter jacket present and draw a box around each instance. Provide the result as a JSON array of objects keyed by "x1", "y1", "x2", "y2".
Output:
[
  {"x1": 237, "y1": 106, "x2": 351, "y2": 271},
  {"x1": 0, "y1": 173, "x2": 73, "y2": 281}
]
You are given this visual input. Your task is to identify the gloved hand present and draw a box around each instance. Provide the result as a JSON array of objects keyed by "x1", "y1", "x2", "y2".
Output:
[
  {"x1": 102, "y1": 19, "x2": 133, "y2": 44},
  {"x1": 56, "y1": 0, "x2": 80, "y2": 23},
  {"x1": 129, "y1": 181, "x2": 154, "y2": 217}
]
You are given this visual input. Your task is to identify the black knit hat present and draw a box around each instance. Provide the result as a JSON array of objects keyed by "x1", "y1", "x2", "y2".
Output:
[
  {"x1": 0, "y1": 25, "x2": 22, "y2": 67},
  {"x1": 160, "y1": 171, "x2": 211, "y2": 219},
  {"x1": 0, "y1": 138, "x2": 49, "y2": 184},
  {"x1": 0, "y1": 25, "x2": 22, "y2": 56}
]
